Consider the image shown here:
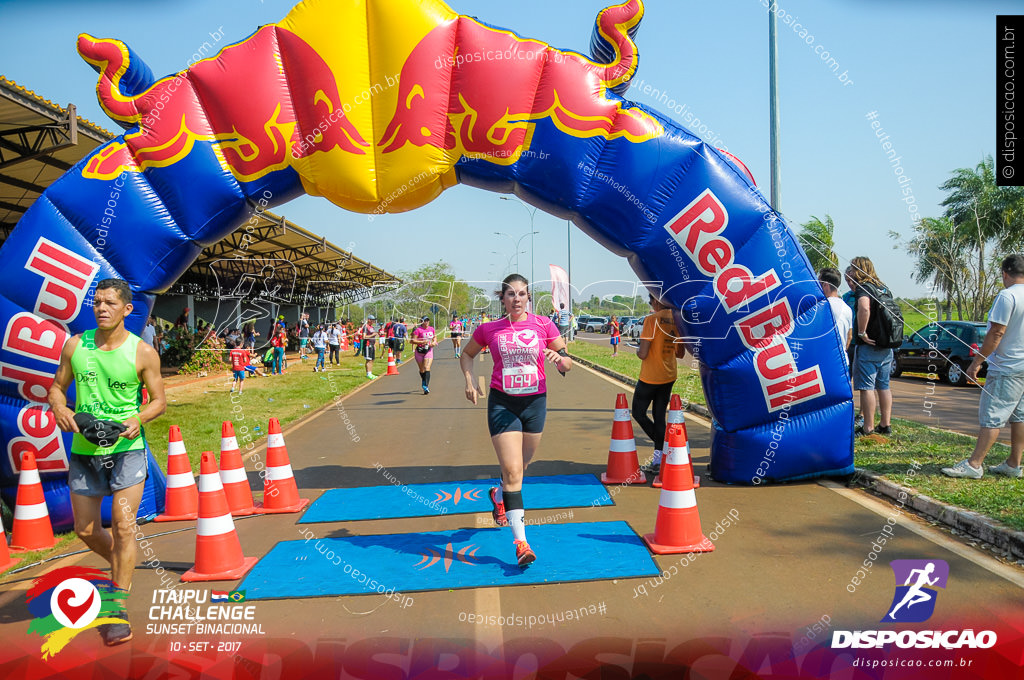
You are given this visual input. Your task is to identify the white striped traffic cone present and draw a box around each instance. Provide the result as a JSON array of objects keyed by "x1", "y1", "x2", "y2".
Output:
[
  {"x1": 385, "y1": 348, "x2": 399, "y2": 376},
  {"x1": 602, "y1": 393, "x2": 645, "y2": 484},
  {"x1": 10, "y1": 451, "x2": 55, "y2": 552},
  {"x1": 181, "y1": 451, "x2": 258, "y2": 582},
  {"x1": 219, "y1": 422, "x2": 257, "y2": 516},
  {"x1": 156, "y1": 425, "x2": 198, "y2": 522},
  {"x1": 653, "y1": 394, "x2": 699, "y2": 488},
  {"x1": 256, "y1": 418, "x2": 309, "y2": 514},
  {"x1": 643, "y1": 424, "x2": 714, "y2": 555}
]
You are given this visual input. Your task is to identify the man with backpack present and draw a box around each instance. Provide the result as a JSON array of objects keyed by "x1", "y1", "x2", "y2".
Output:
[{"x1": 846, "y1": 256, "x2": 903, "y2": 436}]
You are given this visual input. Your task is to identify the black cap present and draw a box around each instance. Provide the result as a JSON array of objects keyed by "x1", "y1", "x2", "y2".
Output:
[{"x1": 73, "y1": 412, "x2": 128, "y2": 447}]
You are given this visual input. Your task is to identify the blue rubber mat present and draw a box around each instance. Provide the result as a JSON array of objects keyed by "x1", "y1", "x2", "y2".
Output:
[
  {"x1": 299, "y1": 474, "x2": 612, "y2": 523},
  {"x1": 238, "y1": 521, "x2": 659, "y2": 598}
]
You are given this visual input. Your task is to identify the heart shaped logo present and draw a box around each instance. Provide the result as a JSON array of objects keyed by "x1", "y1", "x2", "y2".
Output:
[{"x1": 50, "y1": 579, "x2": 101, "y2": 629}]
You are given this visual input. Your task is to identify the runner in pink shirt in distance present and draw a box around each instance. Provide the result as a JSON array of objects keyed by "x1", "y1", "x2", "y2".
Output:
[
  {"x1": 459, "y1": 274, "x2": 572, "y2": 568},
  {"x1": 411, "y1": 316, "x2": 438, "y2": 394}
]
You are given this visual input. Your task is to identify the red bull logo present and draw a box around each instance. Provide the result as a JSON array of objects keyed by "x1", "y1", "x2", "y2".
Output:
[
  {"x1": 78, "y1": 26, "x2": 368, "y2": 182},
  {"x1": 379, "y1": 0, "x2": 662, "y2": 163}
]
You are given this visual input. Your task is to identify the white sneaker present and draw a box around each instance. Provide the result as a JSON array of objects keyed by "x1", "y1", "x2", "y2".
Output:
[
  {"x1": 988, "y1": 461, "x2": 1023, "y2": 479},
  {"x1": 941, "y1": 458, "x2": 983, "y2": 479}
]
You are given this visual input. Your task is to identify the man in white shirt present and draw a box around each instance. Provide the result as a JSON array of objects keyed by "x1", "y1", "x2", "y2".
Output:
[
  {"x1": 819, "y1": 268, "x2": 852, "y2": 365},
  {"x1": 943, "y1": 254, "x2": 1024, "y2": 479},
  {"x1": 140, "y1": 315, "x2": 157, "y2": 349}
]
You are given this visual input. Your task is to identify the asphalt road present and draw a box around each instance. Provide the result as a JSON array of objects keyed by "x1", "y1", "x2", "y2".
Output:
[{"x1": 1, "y1": 343, "x2": 1021, "y2": 677}]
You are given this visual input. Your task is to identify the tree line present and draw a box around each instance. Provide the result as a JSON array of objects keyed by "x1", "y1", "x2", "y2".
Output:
[{"x1": 796, "y1": 155, "x2": 1024, "y2": 322}]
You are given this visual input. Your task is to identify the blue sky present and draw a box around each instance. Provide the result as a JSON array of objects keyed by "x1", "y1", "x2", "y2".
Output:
[{"x1": 0, "y1": 0, "x2": 1013, "y2": 308}]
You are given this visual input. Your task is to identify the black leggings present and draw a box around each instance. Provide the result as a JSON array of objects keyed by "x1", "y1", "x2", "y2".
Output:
[{"x1": 632, "y1": 380, "x2": 674, "y2": 451}]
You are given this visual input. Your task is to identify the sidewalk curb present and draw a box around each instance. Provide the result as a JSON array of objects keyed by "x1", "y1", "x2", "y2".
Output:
[
  {"x1": 570, "y1": 352, "x2": 1024, "y2": 562},
  {"x1": 851, "y1": 468, "x2": 1024, "y2": 561},
  {"x1": 568, "y1": 353, "x2": 712, "y2": 419}
]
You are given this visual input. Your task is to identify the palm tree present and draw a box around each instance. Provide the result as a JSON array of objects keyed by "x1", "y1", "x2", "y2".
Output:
[
  {"x1": 906, "y1": 217, "x2": 970, "y2": 320},
  {"x1": 940, "y1": 156, "x2": 1024, "y2": 316},
  {"x1": 796, "y1": 214, "x2": 839, "y2": 272}
]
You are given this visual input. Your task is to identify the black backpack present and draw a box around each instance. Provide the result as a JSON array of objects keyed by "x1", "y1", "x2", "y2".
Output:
[{"x1": 860, "y1": 282, "x2": 904, "y2": 349}]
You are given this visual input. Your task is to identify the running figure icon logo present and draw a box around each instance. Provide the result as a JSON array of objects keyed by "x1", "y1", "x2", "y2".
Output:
[{"x1": 882, "y1": 559, "x2": 949, "y2": 623}]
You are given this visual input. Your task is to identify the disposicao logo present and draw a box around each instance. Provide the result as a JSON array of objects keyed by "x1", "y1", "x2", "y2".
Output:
[
  {"x1": 832, "y1": 559, "x2": 997, "y2": 650},
  {"x1": 25, "y1": 566, "x2": 128, "y2": 658},
  {"x1": 883, "y1": 559, "x2": 948, "y2": 623}
]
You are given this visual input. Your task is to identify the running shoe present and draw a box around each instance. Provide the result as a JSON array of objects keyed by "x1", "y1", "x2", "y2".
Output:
[
  {"x1": 423, "y1": 386, "x2": 430, "y2": 394},
  {"x1": 877, "y1": 425, "x2": 892, "y2": 435},
  {"x1": 489, "y1": 487, "x2": 508, "y2": 526},
  {"x1": 941, "y1": 458, "x2": 983, "y2": 479},
  {"x1": 514, "y1": 540, "x2": 536, "y2": 567},
  {"x1": 988, "y1": 461, "x2": 1023, "y2": 478}
]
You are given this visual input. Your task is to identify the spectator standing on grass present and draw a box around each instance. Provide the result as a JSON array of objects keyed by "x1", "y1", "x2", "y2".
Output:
[
  {"x1": 942, "y1": 254, "x2": 1024, "y2": 479},
  {"x1": 361, "y1": 315, "x2": 379, "y2": 379},
  {"x1": 141, "y1": 316, "x2": 157, "y2": 350},
  {"x1": 847, "y1": 256, "x2": 893, "y2": 436},
  {"x1": 270, "y1": 323, "x2": 286, "y2": 376},
  {"x1": 328, "y1": 322, "x2": 342, "y2": 365},
  {"x1": 633, "y1": 295, "x2": 686, "y2": 472},
  {"x1": 311, "y1": 324, "x2": 328, "y2": 373},
  {"x1": 819, "y1": 268, "x2": 853, "y2": 365},
  {"x1": 298, "y1": 314, "x2": 310, "y2": 360},
  {"x1": 609, "y1": 315, "x2": 621, "y2": 357},
  {"x1": 229, "y1": 339, "x2": 248, "y2": 395}
]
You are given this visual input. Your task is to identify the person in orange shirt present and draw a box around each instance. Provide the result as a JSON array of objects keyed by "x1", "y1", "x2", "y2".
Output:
[{"x1": 632, "y1": 295, "x2": 685, "y2": 473}]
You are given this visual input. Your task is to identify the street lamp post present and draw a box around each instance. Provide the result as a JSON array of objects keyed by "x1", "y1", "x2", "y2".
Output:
[
  {"x1": 498, "y1": 196, "x2": 539, "y2": 287},
  {"x1": 493, "y1": 230, "x2": 538, "y2": 278}
]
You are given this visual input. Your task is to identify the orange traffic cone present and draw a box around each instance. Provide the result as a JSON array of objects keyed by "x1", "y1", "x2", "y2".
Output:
[
  {"x1": 256, "y1": 418, "x2": 309, "y2": 514},
  {"x1": 643, "y1": 424, "x2": 714, "y2": 555},
  {"x1": 653, "y1": 395, "x2": 699, "y2": 488},
  {"x1": 385, "y1": 348, "x2": 399, "y2": 376},
  {"x1": 181, "y1": 452, "x2": 258, "y2": 582},
  {"x1": 9, "y1": 451, "x2": 55, "y2": 552},
  {"x1": 602, "y1": 393, "x2": 646, "y2": 484},
  {"x1": 1, "y1": 509, "x2": 22, "y2": 570},
  {"x1": 155, "y1": 425, "x2": 198, "y2": 522},
  {"x1": 219, "y1": 422, "x2": 257, "y2": 516}
]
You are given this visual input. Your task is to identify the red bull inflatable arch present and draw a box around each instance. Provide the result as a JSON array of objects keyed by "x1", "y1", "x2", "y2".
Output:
[{"x1": 0, "y1": 0, "x2": 853, "y2": 530}]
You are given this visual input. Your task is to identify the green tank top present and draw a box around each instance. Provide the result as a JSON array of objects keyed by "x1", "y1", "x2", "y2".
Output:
[{"x1": 70, "y1": 329, "x2": 145, "y2": 456}]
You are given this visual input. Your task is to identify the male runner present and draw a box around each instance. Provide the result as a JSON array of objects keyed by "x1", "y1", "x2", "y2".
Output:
[{"x1": 49, "y1": 278, "x2": 166, "y2": 646}]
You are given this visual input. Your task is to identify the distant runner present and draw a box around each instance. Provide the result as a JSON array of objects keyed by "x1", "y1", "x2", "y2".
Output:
[
  {"x1": 449, "y1": 312, "x2": 465, "y2": 359},
  {"x1": 361, "y1": 315, "x2": 379, "y2": 379},
  {"x1": 411, "y1": 316, "x2": 438, "y2": 394},
  {"x1": 460, "y1": 274, "x2": 572, "y2": 568}
]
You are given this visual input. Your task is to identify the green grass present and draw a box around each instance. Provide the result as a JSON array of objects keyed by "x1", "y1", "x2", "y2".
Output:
[
  {"x1": 147, "y1": 353, "x2": 368, "y2": 471},
  {"x1": 855, "y1": 418, "x2": 1024, "y2": 531},
  {"x1": 568, "y1": 340, "x2": 706, "y2": 407}
]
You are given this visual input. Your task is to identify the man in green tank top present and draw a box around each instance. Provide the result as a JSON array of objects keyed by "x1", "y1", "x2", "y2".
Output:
[{"x1": 49, "y1": 278, "x2": 166, "y2": 646}]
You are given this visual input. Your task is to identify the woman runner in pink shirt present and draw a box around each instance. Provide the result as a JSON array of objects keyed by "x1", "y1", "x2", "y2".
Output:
[
  {"x1": 459, "y1": 274, "x2": 572, "y2": 567},
  {"x1": 411, "y1": 316, "x2": 437, "y2": 394}
]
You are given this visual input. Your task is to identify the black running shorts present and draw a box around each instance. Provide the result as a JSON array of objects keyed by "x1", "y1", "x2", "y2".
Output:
[{"x1": 487, "y1": 390, "x2": 547, "y2": 436}]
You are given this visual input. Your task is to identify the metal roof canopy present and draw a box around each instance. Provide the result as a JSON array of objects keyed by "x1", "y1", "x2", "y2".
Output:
[
  {"x1": 0, "y1": 76, "x2": 113, "y2": 242},
  {"x1": 0, "y1": 76, "x2": 399, "y2": 306},
  {"x1": 172, "y1": 206, "x2": 401, "y2": 306}
]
